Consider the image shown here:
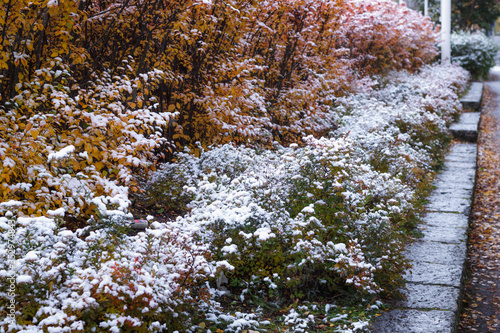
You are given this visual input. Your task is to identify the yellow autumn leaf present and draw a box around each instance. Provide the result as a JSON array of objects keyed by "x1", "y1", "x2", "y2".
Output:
[
  {"x1": 95, "y1": 161, "x2": 104, "y2": 170},
  {"x1": 31, "y1": 129, "x2": 39, "y2": 140}
]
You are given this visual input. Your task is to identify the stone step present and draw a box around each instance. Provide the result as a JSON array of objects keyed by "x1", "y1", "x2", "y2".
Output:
[
  {"x1": 460, "y1": 82, "x2": 483, "y2": 110},
  {"x1": 449, "y1": 112, "x2": 481, "y2": 142}
]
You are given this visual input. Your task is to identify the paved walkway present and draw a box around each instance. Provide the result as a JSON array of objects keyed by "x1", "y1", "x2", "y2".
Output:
[
  {"x1": 370, "y1": 142, "x2": 476, "y2": 332},
  {"x1": 372, "y1": 37, "x2": 500, "y2": 333}
]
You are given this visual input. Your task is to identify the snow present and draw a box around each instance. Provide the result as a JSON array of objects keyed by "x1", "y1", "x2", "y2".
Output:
[
  {"x1": 3, "y1": 157, "x2": 15, "y2": 168},
  {"x1": 0, "y1": 200, "x2": 23, "y2": 208},
  {"x1": 17, "y1": 216, "x2": 56, "y2": 227},
  {"x1": 78, "y1": 151, "x2": 88, "y2": 159},
  {"x1": 59, "y1": 230, "x2": 73, "y2": 238},
  {"x1": 47, "y1": 145, "x2": 75, "y2": 162},
  {"x1": 221, "y1": 244, "x2": 238, "y2": 254},
  {"x1": 17, "y1": 275, "x2": 33, "y2": 283},
  {"x1": 334, "y1": 243, "x2": 347, "y2": 252},
  {"x1": 254, "y1": 227, "x2": 275, "y2": 241},
  {"x1": 24, "y1": 251, "x2": 38, "y2": 261},
  {"x1": 330, "y1": 313, "x2": 348, "y2": 322},
  {"x1": 47, "y1": 0, "x2": 58, "y2": 8},
  {"x1": 47, "y1": 208, "x2": 65, "y2": 217},
  {"x1": 301, "y1": 205, "x2": 315, "y2": 214}
]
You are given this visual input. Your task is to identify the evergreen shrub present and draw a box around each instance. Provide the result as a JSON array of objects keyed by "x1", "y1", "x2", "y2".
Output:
[{"x1": 450, "y1": 31, "x2": 498, "y2": 79}]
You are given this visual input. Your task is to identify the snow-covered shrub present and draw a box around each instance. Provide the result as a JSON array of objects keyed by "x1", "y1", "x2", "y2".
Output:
[
  {"x1": 137, "y1": 144, "x2": 258, "y2": 215},
  {"x1": 336, "y1": 0, "x2": 438, "y2": 74},
  {"x1": 335, "y1": 64, "x2": 467, "y2": 172},
  {"x1": 0, "y1": 0, "x2": 441, "y2": 227},
  {"x1": 1, "y1": 0, "x2": 439, "y2": 158},
  {"x1": 450, "y1": 31, "x2": 498, "y2": 79},
  {"x1": 139, "y1": 63, "x2": 469, "y2": 304},
  {"x1": 0, "y1": 208, "x2": 220, "y2": 332},
  {"x1": 0, "y1": 59, "x2": 174, "y2": 222},
  {"x1": 146, "y1": 138, "x2": 413, "y2": 300},
  {"x1": 332, "y1": 64, "x2": 468, "y2": 233}
]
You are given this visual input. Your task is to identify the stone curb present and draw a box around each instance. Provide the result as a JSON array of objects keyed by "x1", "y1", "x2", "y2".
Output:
[
  {"x1": 450, "y1": 82, "x2": 483, "y2": 142},
  {"x1": 370, "y1": 141, "x2": 478, "y2": 330},
  {"x1": 449, "y1": 112, "x2": 480, "y2": 142},
  {"x1": 460, "y1": 82, "x2": 483, "y2": 111}
]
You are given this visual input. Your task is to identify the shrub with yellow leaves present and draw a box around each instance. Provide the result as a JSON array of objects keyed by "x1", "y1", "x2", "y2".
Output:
[
  {"x1": 0, "y1": 0, "x2": 440, "y2": 221},
  {"x1": 0, "y1": 57, "x2": 174, "y2": 219}
]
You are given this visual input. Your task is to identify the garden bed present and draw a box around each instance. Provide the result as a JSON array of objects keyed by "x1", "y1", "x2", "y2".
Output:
[{"x1": 0, "y1": 63, "x2": 469, "y2": 333}]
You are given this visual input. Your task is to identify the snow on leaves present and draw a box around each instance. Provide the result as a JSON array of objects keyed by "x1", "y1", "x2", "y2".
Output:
[
  {"x1": 0, "y1": 60, "x2": 174, "y2": 218},
  {"x1": 0, "y1": 61, "x2": 468, "y2": 332},
  {"x1": 136, "y1": 63, "x2": 466, "y2": 331},
  {"x1": 1, "y1": 0, "x2": 440, "y2": 152},
  {"x1": 0, "y1": 0, "x2": 470, "y2": 331},
  {"x1": 0, "y1": 215, "x2": 217, "y2": 332}
]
